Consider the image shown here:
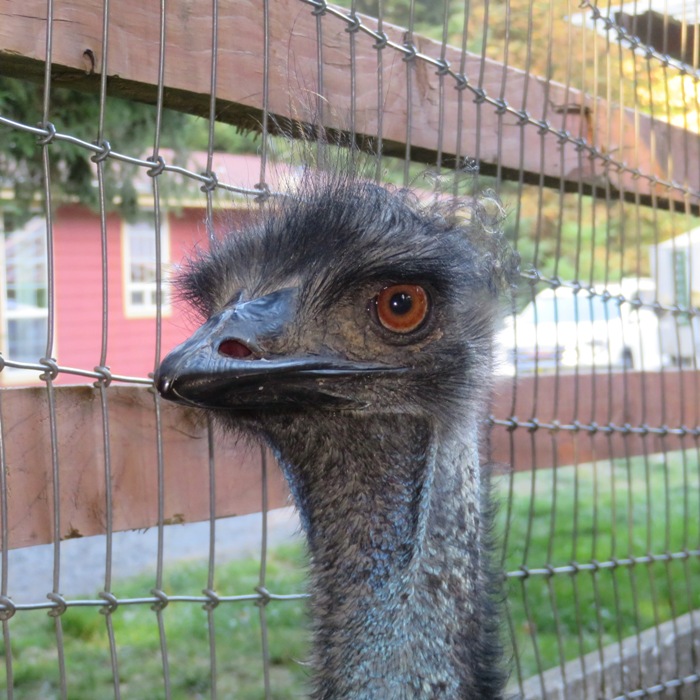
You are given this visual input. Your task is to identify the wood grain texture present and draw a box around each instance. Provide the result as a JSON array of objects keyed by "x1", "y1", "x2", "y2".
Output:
[
  {"x1": 0, "y1": 371, "x2": 696, "y2": 549},
  {"x1": 0, "y1": 385, "x2": 288, "y2": 549},
  {"x1": 0, "y1": 0, "x2": 697, "y2": 209}
]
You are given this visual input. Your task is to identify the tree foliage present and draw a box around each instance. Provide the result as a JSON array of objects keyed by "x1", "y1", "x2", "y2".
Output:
[{"x1": 0, "y1": 77, "x2": 259, "y2": 221}]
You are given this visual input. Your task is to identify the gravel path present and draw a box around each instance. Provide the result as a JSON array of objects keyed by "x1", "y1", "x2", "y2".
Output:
[{"x1": 2, "y1": 507, "x2": 302, "y2": 604}]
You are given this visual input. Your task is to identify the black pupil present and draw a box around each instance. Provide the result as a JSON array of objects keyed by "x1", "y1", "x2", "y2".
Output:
[{"x1": 389, "y1": 291, "x2": 413, "y2": 315}]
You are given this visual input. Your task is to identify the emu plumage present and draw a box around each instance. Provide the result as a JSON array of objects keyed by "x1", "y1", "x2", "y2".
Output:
[{"x1": 155, "y1": 174, "x2": 517, "y2": 699}]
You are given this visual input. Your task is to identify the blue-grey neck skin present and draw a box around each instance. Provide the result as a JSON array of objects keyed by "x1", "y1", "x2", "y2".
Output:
[{"x1": 262, "y1": 412, "x2": 505, "y2": 700}]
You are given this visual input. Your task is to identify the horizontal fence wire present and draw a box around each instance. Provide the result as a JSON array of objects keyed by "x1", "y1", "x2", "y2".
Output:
[{"x1": 0, "y1": 0, "x2": 699, "y2": 698}]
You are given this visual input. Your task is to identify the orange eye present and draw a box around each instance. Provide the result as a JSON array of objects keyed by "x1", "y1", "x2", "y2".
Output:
[{"x1": 374, "y1": 284, "x2": 430, "y2": 334}]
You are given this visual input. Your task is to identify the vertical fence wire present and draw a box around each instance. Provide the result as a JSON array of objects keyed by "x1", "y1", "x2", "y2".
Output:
[
  {"x1": 402, "y1": 0, "x2": 415, "y2": 185},
  {"x1": 37, "y1": 0, "x2": 69, "y2": 696},
  {"x1": 205, "y1": 418, "x2": 219, "y2": 700},
  {"x1": 0, "y1": 394, "x2": 11, "y2": 699},
  {"x1": 258, "y1": 447, "x2": 272, "y2": 700},
  {"x1": 149, "y1": 2, "x2": 171, "y2": 697},
  {"x1": 92, "y1": 1, "x2": 122, "y2": 696},
  {"x1": 203, "y1": 4, "x2": 220, "y2": 700},
  {"x1": 373, "y1": 0, "x2": 385, "y2": 182}
]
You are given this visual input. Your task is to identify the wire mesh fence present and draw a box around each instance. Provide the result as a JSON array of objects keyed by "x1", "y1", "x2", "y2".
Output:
[{"x1": 0, "y1": 0, "x2": 699, "y2": 698}]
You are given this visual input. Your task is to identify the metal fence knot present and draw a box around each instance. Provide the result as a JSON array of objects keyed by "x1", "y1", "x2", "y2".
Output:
[
  {"x1": 0, "y1": 595, "x2": 16, "y2": 621},
  {"x1": 99, "y1": 591, "x2": 120, "y2": 615},
  {"x1": 435, "y1": 58, "x2": 450, "y2": 77},
  {"x1": 150, "y1": 588, "x2": 170, "y2": 612},
  {"x1": 588, "y1": 5, "x2": 602, "y2": 20},
  {"x1": 401, "y1": 41, "x2": 417, "y2": 62},
  {"x1": 39, "y1": 357, "x2": 60, "y2": 381},
  {"x1": 200, "y1": 170, "x2": 219, "y2": 193},
  {"x1": 37, "y1": 121, "x2": 57, "y2": 145},
  {"x1": 536, "y1": 119, "x2": 550, "y2": 135},
  {"x1": 310, "y1": 0, "x2": 327, "y2": 16},
  {"x1": 494, "y1": 98, "x2": 508, "y2": 115},
  {"x1": 255, "y1": 585, "x2": 272, "y2": 607},
  {"x1": 556, "y1": 128, "x2": 571, "y2": 144},
  {"x1": 146, "y1": 155, "x2": 166, "y2": 177},
  {"x1": 93, "y1": 365, "x2": 113, "y2": 388},
  {"x1": 344, "y1": 13, "x2": 361, "y2": 33},
  {"x1": 202, "y1": 588, "x2": 221, "y2": 611},
  {"x1": 573, "y1": 136, "x2": 588, "y2": 152},
  {"x1": 524, "y1": 268, "x2": 541, "y2": 285},
  {"x1": 254, "y1": 181, "x2": 272, "y2": 203},
  {"x1": 373, "y1": 31, "x2": 388, "y2": 50},
  {"x1": 516, "y1": 109, "x2": 530, "y2": 126},
  {"x1": 472, "y1": 87, "x2": 487, "y2": 105},
  {"x1": 47, "y1": 592, "x2": 68, "y2": 617},
  {"x1": 91, "y1": 139, "x2": 112, "y2": 163},
  {"x1": 454, "y1": 73, "x2": 468, "y2": 91}
]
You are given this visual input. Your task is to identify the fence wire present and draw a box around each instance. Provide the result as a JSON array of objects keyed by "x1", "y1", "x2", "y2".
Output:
[{"x1": 0, "y1": 0, "x2": 699, "y2": 698}]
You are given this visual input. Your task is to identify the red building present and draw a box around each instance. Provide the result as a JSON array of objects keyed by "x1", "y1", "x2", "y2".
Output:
[{"x1": 0, "y1": 152, "x2": 277, "y2": 386}]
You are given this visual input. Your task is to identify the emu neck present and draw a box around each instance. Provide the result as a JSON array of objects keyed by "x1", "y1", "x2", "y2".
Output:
[{"x1": 265, "y1": 413, "x2": 501, "y2": 699}]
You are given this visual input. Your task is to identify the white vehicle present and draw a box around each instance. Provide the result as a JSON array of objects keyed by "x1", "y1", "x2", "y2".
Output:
[{"x1": 496, "y1": 282, "x2": 662, "y2": 375}]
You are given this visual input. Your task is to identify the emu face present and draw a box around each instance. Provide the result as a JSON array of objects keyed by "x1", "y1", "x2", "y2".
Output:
[{"x1": 155, "y1": 178, "x2": 512, "y2": 422}]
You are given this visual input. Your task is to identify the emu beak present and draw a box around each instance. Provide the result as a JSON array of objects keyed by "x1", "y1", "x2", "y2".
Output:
[{"x1": 154, "y1": 288, "x2": 402, "y2": 410}]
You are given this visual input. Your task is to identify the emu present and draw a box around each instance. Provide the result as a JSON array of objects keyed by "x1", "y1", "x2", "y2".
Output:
[{"x1": 155, "y1": 171, "x2": 518, "y2": 699}]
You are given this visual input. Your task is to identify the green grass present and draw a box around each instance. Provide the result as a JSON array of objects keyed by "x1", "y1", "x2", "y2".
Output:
[
  {"x1": 0, "y1": 544, "x2": 311, "y2": 699},
  {"x1": 500, "y1": 449, "x2": 700, "y2": 682},
  {"x1": 1, "y1": 451, "x2": 698, "y2": 697}
]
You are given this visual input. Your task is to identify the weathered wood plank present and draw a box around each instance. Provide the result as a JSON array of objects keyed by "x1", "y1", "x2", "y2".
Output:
[
  {"x1": 490, "y1": 369, "x2": 700, "y2": 473},
  {"x1": 0, "y1": 385, "x2": 288, "y2": 550},
  {"x1": 0, "y1": 0, "x2": 697, "y2": 210},
  {"x1": 1, "y1": 371, "x2": 697, "y2": 550}
]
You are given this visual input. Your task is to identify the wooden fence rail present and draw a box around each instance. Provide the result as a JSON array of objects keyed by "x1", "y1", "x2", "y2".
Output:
[
  {"x1": 1, "y1": 371, "x2": 696, "y2": 550},
  {"x1": 0, "y1": 0, "x2": 697, "y2": 212}
]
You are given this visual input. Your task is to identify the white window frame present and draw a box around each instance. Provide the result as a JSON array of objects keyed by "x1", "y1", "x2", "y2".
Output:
[
  {"x1": 0, "y1": 216, "x2": 51, "y2": 385},
  {"x1": 122, "y1": 216, "x2": 171, "y2": 318}
]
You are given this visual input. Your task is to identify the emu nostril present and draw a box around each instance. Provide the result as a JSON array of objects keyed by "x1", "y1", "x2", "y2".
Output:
[{"x1": 218, "y1": 339, "x2": 253, "y2": 358}]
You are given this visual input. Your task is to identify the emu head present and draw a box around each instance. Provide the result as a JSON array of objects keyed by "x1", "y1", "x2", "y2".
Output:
[{"x1": 155, "y1": 175, "x2": 518, "y2": 428}]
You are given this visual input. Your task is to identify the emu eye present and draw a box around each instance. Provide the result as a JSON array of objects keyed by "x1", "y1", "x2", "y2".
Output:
[{"x1": 373, "y1": 284, "x2": 430, "y2": 334}]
